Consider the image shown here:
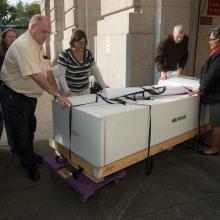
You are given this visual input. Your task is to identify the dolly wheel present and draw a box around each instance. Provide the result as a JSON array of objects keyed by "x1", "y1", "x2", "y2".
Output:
[
  {"x1": 55, "y1": 155, "x2": 67, "y2": 164},
  {"x1": 185, "y1": 138, "x2": 197, "y2": 149},
  {"x1": 145, "y1": 157, "x2": 154, "y2": 175}
]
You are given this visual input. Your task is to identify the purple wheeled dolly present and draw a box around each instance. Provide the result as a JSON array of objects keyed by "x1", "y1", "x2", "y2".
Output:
[{"x1": 43, "y1": 154, "x2": 126, "y2": 201}]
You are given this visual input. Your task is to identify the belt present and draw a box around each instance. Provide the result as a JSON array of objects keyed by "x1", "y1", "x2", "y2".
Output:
[{"x1": 1, "y1": 83, "x2": 37, "y2": 101}]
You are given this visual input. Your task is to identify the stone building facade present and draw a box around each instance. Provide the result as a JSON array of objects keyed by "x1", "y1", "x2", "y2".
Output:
[
  {"x1": 2, "y1": 0, "x2": 215, "y2": 143},
  {"x1": 40, "y1": 0, "x2": 220, "y2": 87}
]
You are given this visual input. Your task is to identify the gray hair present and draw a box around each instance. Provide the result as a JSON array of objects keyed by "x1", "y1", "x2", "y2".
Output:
[
  {"x1": 28, "y1": 14, "x2": 49, "y2": 27},
  {"x1": 210, "y1": 27, "x2": 220, "y2": 40},
  {"x1": 173, "y1": 25, "x2": 184, "y2": 33}
]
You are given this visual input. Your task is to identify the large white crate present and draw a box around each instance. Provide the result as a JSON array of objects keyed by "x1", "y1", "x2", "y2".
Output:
[
  {"x1": 53, "y1": 94, "x2": 149, "y2": 167},
  {"x1": 52, "y1": 93, "x2": 209, "y2": 168}
]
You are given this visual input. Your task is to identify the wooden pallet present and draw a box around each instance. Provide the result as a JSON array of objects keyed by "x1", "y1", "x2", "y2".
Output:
[
  {"x1": 49, "y1": 124, "x2": 210, "y2": 181},
  {"x1": 43, "y1": 154, "x2": 126, "y2": 201}
]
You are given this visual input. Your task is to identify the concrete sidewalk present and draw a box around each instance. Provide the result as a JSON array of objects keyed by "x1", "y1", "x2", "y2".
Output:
[{"x1": 1, "y1": 140, "x2": 220, "y2": 220}]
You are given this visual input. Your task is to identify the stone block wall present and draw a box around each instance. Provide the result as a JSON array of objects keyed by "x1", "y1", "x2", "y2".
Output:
[
  {"x1": 96, "y1": 0, "x2": 156, "y2": 87},
  {"x1": 40, "y1": 0, "x2": 101, "y2": 60},
  {"x1": 96, "y1": 0, "x2": 193, "y2": 87}
]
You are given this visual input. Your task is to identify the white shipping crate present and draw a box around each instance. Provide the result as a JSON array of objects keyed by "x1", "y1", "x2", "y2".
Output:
[
  {"x1": 52, "y1": 94, "x2": 150, "y2": 167},
  {"x1": 52, "y1": 94, "x2": 97, "y2": 149},
  {"x1": 138, "y1": 95, "x2": 208, "y2": 146},
  {"x1": 52, "y1": 93, "x2": 209, "y2": 168}
]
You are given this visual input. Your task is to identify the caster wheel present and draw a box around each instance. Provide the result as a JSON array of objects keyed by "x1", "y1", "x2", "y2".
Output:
[
  {"x1": 55, "y1": 155, "x2": 67, "y2": 164},
  {"x1": 186, "y1": 139, "x2": 196, "y2": 149}
]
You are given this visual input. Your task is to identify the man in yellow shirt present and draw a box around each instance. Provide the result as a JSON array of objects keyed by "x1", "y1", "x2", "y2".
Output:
[{"x1": 0, "y1": 15, "x2": 72, "y2": 180}]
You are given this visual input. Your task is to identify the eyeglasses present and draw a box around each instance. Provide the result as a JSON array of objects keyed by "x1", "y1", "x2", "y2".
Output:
[
  {"x1": 209, "y1": 38, "x2": 218, "y2": 42},
  {"x1": 76, "y1": 40, "x2": 86, "y2": 45}
]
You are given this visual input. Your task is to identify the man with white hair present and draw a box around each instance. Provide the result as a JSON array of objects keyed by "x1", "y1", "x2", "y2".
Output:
[
  {"x1": 0, "y1": 14, "x2": 72, "y2": 181},
  {"x1": 155, "y1": 24, "x2": 189, "y2": 82}
]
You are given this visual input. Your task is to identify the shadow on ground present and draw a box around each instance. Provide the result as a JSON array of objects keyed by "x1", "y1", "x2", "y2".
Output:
[{"x1": 1, "y1": 140, "x2": 220, "y2": 220}]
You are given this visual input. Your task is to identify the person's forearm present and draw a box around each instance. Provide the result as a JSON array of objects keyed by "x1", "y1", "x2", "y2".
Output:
[
  {"x1": 31, "y1": 73, "x2": 60, "y2": 97},
  {"x1": 91, "y1": 64, "x2": 108, "y2": 88},
  {"x1": 57, "y1": 64, "x2": 70, "y2": 92},
  {"x1": 155, "y1": 44, "x2": 165, "y2": 72},
  {"x1": 47, "y1": 70, "x2": 59, "y2": 93}
]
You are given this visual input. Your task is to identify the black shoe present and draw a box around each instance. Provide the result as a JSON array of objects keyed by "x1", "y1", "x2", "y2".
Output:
[
  {"x1": 199, "y1": 141, "x2": 211, "y2": 148},
  {"x1": 21, "y1": 154, "x2": 43, "y2": 169},
  {"x1": 198, "y1": 149, "x2": 219, "y2": 156},
  {"x1": 35, "y1": 154, "x2": 43, "y2": 164},
  {"x1": 10, "y1": 148, "x2": 17, "y2": 154},
  {"x1": 27, "y1": 165, "x2": 40, "y2": 181}
]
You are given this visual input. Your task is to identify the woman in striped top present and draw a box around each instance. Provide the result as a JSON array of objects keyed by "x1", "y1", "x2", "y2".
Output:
[{"x1": 57, "y1": 29, "x2": 108, "y2": 96}]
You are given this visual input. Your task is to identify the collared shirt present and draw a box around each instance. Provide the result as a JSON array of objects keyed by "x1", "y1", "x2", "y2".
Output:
[{"x1": 0, "y1": 31, "x2": 51, "y2": 98}]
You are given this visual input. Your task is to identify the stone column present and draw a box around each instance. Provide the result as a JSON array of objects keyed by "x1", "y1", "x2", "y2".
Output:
[
  {"x1": 40, "y1": 0, "x2": 51, "y2": 58},
  {"x1": 96, "y1": 0, "x2": 156, "y2": 87},
  {"x1": 62, "y1": 0, "x2": 101, "y2": 54},
  {"x1": 49, "y1": 0, "x2": 64, "y2": 62},
  {"x1": 40, "y1": 0, "x2": 50, "y2": 20},
  {"x1": 187, "y1": 0, "x2": 201, "y2": 77},
  {"x1": 42, "y1": 0, "x2": 101, "y2": 61},
  {"x1": 62, "y1": 0, "x2": 77, "y2": 49}
]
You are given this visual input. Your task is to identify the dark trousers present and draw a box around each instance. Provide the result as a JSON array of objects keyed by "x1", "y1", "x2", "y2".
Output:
[
  {"x1": 0, "y1": 111, "x2": 3, "y2": 138},
  {"x1": 1, "y1": 104, "x2": 15, "y2": 148},
  {"x1": 0, "y1": 84, "x2": 37, "y2": 167},
  {"x1": 0, "y1": 81, "x2": 14, "y2": 147},
  {"x1": 0, "y1": 83, "x2": 4, "y2": 139},
  {"x1": 0, "y1": 102, "x2": 14, "y2": 148}
]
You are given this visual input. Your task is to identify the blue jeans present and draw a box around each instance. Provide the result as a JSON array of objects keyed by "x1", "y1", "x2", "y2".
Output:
[{"x1": 154, "y1": 68, "x2": 161, "y2": 84}]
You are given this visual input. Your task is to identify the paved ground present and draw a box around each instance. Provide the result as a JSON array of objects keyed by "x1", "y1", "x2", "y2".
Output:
[{"x1": 1, "y1": 140, "x2": 220, "y2": 220}]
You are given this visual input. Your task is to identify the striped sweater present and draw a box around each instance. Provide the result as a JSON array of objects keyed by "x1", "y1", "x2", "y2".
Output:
[{"x1": 57, "y1": 48, "x2": 95, "y2": 92}]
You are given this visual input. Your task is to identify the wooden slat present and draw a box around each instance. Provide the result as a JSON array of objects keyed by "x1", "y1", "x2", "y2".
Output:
[
  {"x1": 95, "y1": 125, "x2": 211, "y2": 178},
  {"x1": 49, "y1": 139, "x2": 104, "y2": 182},
  {"x1": 49, "y1": 124, "x2": 210, "y2": 180},
  {"x1": 57, "y1": 168, "x2": 72, "y2": 179},
  {"x1": 68, "y1": 158, "x2": 104, "y2": 183}
]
